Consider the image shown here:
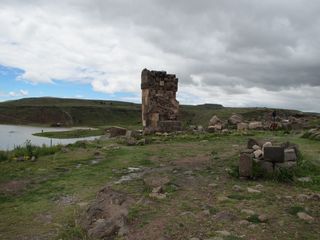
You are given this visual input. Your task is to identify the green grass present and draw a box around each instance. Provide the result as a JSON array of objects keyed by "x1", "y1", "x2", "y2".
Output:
[
  {"x1": 0, "y1": 131, "x2": 319, "y2": 239},
  {"x1": 33, "y1": 128, "x2": 105, "y2": 139}
]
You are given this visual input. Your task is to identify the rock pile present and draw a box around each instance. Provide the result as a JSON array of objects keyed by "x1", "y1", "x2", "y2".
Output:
[
  {"x1": 141, "y1": 68, "x2": 181, "y2": 133},
  {"x1": 302, "y1": 128, "x2": 320, "y2": 141},
  {"x1": 239, "y1": 139, "x2": 299, "y2": 178}
]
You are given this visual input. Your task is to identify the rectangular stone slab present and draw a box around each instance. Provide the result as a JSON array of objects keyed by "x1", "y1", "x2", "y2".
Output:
[
  {"x1": 239, "y1": 150, "x2": 253, "y2": 177},
  {"x1": 264, "y1": 146, "x2": 284, "y2": 163}
]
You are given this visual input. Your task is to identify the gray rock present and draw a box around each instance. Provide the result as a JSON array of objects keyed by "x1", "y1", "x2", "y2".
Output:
[
  {"x1": 109, "y1": 127, "x2": 127, "y2": 138},
  {"x1": 229, "y1": 114, "x2": 243, "y2": 125},
  {"x1": 253, "y1": 149, "x2": 263, "y2": 159},
  {"x1": 284, "y1": 149, "x2": 297, "y2": 161},
  {"x1": 239, "y1": 150, "x2": 253, "y2": 177},
  {"x1": 252, "y1": 144, "x2": 261, "y2": 151},
  {"x1": 237, "y1": 122, "x2": 248, "y2": 131},
  {"x1": 247, "y1": 187, "x2": 261, "y2": 193},
  {"x1": 81, "y1": 186, "x2": 134, "y2": 239},
  {"x1": 209, "y1": 115, "x2": 221, "y2": 125},
  {"x1": 297, "y1": 212, "x2": 314, "y2": 223},
  {"x1": 248, "y1": 121, "x2": 263, "y2": 130},
  {"x1": 241, "y1": 209, "x2": 255, "y2": 215}
]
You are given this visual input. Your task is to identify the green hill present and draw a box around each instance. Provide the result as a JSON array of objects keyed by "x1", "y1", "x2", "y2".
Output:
[{"x1": 0, "y1": 97, "x2": 318, "y2": 128}]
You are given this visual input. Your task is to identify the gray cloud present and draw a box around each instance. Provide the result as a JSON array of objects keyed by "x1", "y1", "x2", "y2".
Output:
[{"x1": 0, "y1": 0, "x2": 320, "y2": 111}]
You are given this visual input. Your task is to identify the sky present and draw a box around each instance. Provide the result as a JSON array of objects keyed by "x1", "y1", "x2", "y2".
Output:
[{"x1": 0, "y1": 0, "x2": 320, "y2": 112}]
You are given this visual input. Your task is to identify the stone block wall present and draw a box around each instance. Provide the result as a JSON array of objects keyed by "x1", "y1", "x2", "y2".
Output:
[{"x1": 141, "y1": 68, "x2": 181, "y2": 133}]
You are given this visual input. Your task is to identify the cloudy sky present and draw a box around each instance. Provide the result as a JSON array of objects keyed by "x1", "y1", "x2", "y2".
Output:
[{"x1": 0, "y1": 0, "x2": 320, "y2": 111}]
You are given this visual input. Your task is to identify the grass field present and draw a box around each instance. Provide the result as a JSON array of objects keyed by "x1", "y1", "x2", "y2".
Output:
[{"x1": 0, "y1": 130, "x2": 319, "y2": 240}]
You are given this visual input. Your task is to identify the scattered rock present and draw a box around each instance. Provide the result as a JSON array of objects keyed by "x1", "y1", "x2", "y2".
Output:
[
  {"x1": 232, "y1": 185, "x2": 242, "y2": 192},
  {"x1": 213, "y1": 211, "x2": 236, "y2": 221},
  {"x1": 237, "y1": 122, "x2": 248, "y2": 131},
  {"x1": 109, "y1": 127, "x2": 127, "y2": 138},
  {"x1": 143, "y1": 174, "x2": 170, "y2": 188},
  {"x1": 229, "y1": 114, "x2": 243, "y2": 125},
  {"x1": 209, "y1": 115, "x2": 221, "y2": 126},
  {"x1": 262, "y1": 142, "x2": 272, "y2": 152},
  {"x1": 81, "y1": 186, "x2": 134, "y2": 239},
  {"x1": 252, "y1": 145, "x2": 261, "y2": 151},
  {"x1": 215, "y1": 230, "x2": 231, "y2": 236},
  {"x1": 253, "y1": 149, "x2": 263, "y2": 159},
  {"x1": 297, "y1": 177, "x2": 312, "y2": 183},
  {"x1": 241, "y1": 209, "x2": 256, "y2": 215},
  {"x1": 239, "y1": 220, "x2": 250, "y2": 225},
  {"x1": 249, "y1": 121, "x2": 263, "y2": 130},
  {"x1": 208, "y1": 124, "x2": 223, "y2": 132},
  {"x1": 209, "y1": 183, "x2": 218, "y2": 188},
  {"x1": 297, "y1": 212, "x2": 314, "y2": 223},
  {"x1": 297, "y1": 194, "x2": 310, "y2": 201},
  {"x1": 247, "y1": 187, "x2": 261, "y2": 193},
  {"x1": 258, "y1": 214, "x2": 268, "y2": 222}
]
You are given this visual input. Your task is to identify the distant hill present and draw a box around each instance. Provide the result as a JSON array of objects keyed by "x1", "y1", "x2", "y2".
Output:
[{"x1": 0, "y1": 97, "x2": 318, "y2": 128}]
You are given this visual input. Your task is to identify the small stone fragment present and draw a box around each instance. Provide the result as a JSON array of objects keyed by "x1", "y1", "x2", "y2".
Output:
[
  {"x1": 247, "y1": 187, "x2": 261, "y2": 193},
  {"x1": 241, "y1": 209, "x2": 256, "y2": 215},
  {"x1": 297, "y1": 212, "x2": 314, "y2": 223}
]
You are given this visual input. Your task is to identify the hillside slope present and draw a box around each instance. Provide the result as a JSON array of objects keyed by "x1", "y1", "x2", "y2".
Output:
[{"x1": 0, "y1": 97, "x2": 317, "y2": 127}]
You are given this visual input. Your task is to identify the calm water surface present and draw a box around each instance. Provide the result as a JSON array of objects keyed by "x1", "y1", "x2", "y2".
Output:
[{"x1": 0, "y1": 124, "x2": 99, "y2": 150}]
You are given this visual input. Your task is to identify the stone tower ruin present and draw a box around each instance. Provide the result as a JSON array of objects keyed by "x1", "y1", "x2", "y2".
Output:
[{"x1": 141, "y1": 68, "x2": 181, "y2": 133}]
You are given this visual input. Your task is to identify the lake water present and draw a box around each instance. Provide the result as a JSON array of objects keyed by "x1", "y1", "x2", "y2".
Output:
[{"x1": 0, "y1": 124, "x2": 100, "y2": 151}]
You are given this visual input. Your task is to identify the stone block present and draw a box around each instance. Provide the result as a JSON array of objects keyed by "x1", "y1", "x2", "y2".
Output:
[
  {"x1": 239, "y1": 150, "x2": 253, "y2": 177},
  {"x1": 275, "y1": 161, "x2": 297, "y2": 171},
  {"x1": 109, "y1": 127, "x2": 127, "y2": 138},
  {"x1": 259, "y1": 161, "x2": 274, "y2": 174},
  {"x1": 284, "y1": 149, "x2": 297, "y2": 162},
  {"x1": 264, "y1": 146, "x2": 284, "y2": 163},
  {"x1": 237, "y1": 122, "x2": 248, "y2": 131}
]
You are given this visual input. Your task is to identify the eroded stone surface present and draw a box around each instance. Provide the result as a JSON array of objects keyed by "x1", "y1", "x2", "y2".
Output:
[{"x1": 141, "y1": 69, "x2": 181, "y2": 133}]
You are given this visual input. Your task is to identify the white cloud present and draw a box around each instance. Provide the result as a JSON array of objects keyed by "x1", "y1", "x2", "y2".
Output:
[
  {"x1": 0, "y1": 0, "x2": 320, "y2": 111},
  {"x1": 7, "y1": 89, "x2": 29, "y2": 97}
]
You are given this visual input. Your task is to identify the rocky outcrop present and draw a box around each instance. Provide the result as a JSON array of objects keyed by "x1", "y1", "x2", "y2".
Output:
[{"x1": 81, "y1": 186, "x2": 134, "y2": 239}]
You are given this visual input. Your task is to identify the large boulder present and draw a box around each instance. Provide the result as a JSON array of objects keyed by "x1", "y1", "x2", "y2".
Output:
[
  {"x1": 248, "y1": 121, "x2": 263, "y2": 130},
  {"x1": 81, "y1": 186, "x2": 134, "y2": 239},
  {"x1": 109, "y1": 127, "x2": 127, "y2": 138},
  {"x1": 237, "y1": 122, "x2": 248, "y2": 131},
  {"x1": 208, "y1": 123, "x2": 223, "y2": 132},
  {"x1": 209, "y1": 115, "x2": 221, "y2": 126},
  {"x1": 229, "y1": 114, "x2": 243, "y2": 125}
]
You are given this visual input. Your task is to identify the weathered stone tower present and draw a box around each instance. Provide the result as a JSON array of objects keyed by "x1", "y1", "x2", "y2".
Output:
[{"x1": 141, "y1": 68, "x2": 181, "y2": 133}]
